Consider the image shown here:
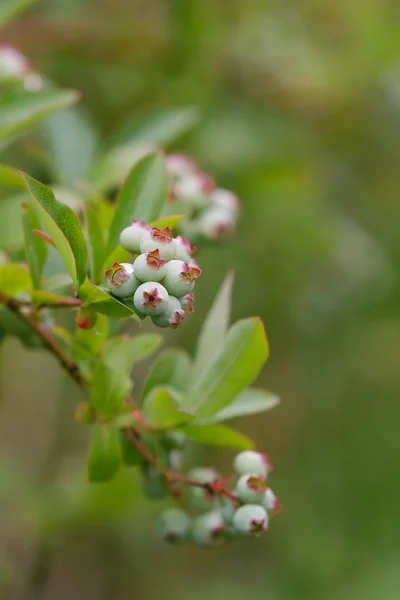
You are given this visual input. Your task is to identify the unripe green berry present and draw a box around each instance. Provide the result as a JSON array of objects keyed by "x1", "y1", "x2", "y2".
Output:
[
  {"x1": 179, "y1": 291, "x2": 195, "y2": 313},
  {"x1": 212, "y1": 188, "x2": 240, "y2": 213},
  {"x1": 133, "y1": 282, "x2": 169, "y2": 316},
  {"x1": 105, "y1": 262, "x2": 140, "y2": 298},
  {"x1": 151, "y1": 295, "x2": 185, "y2": 329},
  {"x1": 220, "y1": 497, "x2": 236, "y2": 524},
  {"x1": 197, "y1": 206, "x2": 236, "y2": 238},
  {"x1": 174, "y1": 236, "x2": 196, "y2": 263},
  {"x1": 159, "y1": 508, "x2": 191, "y2": 544},
  {"x1": 192, "y1": 510, "x2": 226, "y2": 547},
  {"x1": 261, "y1": 488, "x2": 280, "y2": 515},
  {"x1": 186, "y1": 467, "x2": 219, "y2": 513},
  {"x1": 233, "y1": 504, "x2": 268, "y2": 536},
  {"x1": 120, "y1": 219, "x2": 150, "y2": 252},
  {"x1": 234, "y1": 451, "x2": 270, "y2": 479},
  {"x1": 140, "y1": 227, "x2": 176, "y2": 261},
  {"x1": 133, "y1": 249, "x2": 167, "y2": 282},
  {"x1": 236, "y1": 474, "x2": 267, "y2": 504},
  {"x1": 161, "y1": 260, "x2": 201, "y2": 298}
]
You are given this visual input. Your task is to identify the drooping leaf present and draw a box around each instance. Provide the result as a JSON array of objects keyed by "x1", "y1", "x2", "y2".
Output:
[
  {"x1": 21, "y1": 202, "x2": 47, "y2": 289},
  {"x1": 91, "y1": 360, "x2": 131, "y2": 419},
  {"x1": 193, "y1": 271, "x2": 235, "y2": 381},
  {"x1": 110, "y1": 107, "x2": 199, "y2": 148},
  {"x1": 87, "y1": 425, "x2": 122, "y2": 483},
  {"x1": 107, "y1": 152, "x2": 168, "y2": 254},
  {"x1": 142, "y1": 349, "x2": 192, "y2": 398},
  {"x1": 0, "y1": 0, "x2": 39, "y2": 28},
  {"x1": 182, "y1": 423, "x2": 254, "y2": 450},
  {"x1": 21, "y1": 174, "x2": 88, "y2": 288},
  {"x1": 196, "y1": 388, "x2": 280, "y2": 424},
  {"x1": 84, "y1": 204, "x2": 107, "y2": 283},
  {"x1": 151, "y1": 214, "x2": 184, "y2": 230},
  {"x1": 79, "y1": 282, "x2": 141, "y2": 319},
  {"x1": 43, "y1": 107, "x2": 99, "y2": 185},
  {"x1": 142, "y1": 386, "x2": 191, "y2": 430},
  {"x1": 0, "y1": 263, "x2": 31, "y2": 296},
  {"x1": 0, "y1": 164, "x2": 25, "y2": 188},
  {"x1": 0, "y1": 89, "x2": 78, "y2": 143},
  {"x1": 182, "y1": 318, "x2": 269, "y2": 417}
]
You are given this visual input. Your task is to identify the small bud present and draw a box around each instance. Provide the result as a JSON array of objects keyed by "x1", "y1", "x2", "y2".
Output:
[
  {"x1": 192, "y1": 510, "x2": 226, "y2": 547},
  {"x1": 133, "y1": 281, "x2": 169, "y2": 316},
  {"x1": 75, "y1": 307, "x2": 97, "y2": 330},
  {"x1": 105, "y1": 262, "x2": 140, "y2": 298},
  {"x1": 161, "y1": 260, "x2": 201, "y2": 298},
  {"x1": 159, "y1": 508, "x2": 191, "y2": 544},
  {"x1": 73, "y1": 401, "x2": 96, "y2": 424},
  {"x1": 236, "y1": 474, "x2": 267, "y2": 504},
  {"x1": 233, "y1": 504, "x2": 268, "y2": 536},
  {"x1": 140, "y1": 227, "x2": 177, "y2": 261},
  {"x1": 151, "y1": 295, "x2": 186, "y2": 329},
  {"x1": 186, "y1": 467, "x2": 220, "y2": 513},
  {"x1": 179, "y1": 291, "x2": 195, "y2": 313},
  {"x1": 174, "y1": 235, "x2": 197, "y2": 263},
  {"x1": 262, "y1": 488, "x2": 281, "y2": 517},
  {"x1": 197, "y1": 206, "x2": 237, "y2": 239},
  {"x1": 120, "y1": 219, "x2": 151, "y2": 252},
  {"x1": 133, "y1": 249, "x2": 167, "y2": 282},
  {"x1": 234, "y1": 450, "x2": 271, "y2": 479}
]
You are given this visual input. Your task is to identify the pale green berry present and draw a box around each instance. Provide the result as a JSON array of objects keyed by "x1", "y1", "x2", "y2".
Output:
[
  {"x1": 192, "y1": 510, "x2": 226, "y2": 547},
  {"x1": 166, "y1": 153, "x2": 197, "y2": 178},
  {"x1": 186, "y1": 467, "x2": 219, "y2": 513},
  {"x1": 133, "y1": 282, "x2": 169, "y2": 316},
  {"x1": 197, "y1": 206, "x2": 236, "y2": 238},
  {"x1": 174, "y1": 172, "x2": 215, "y2": 208},
  {"x1": 220, "y1": 497, "x2": 236, "y2": 524},
  {"x1": 212, "y1": 188, "x2": 240, "y2": 213},
  {"x1": 174, "y1": 236, "x2": 197, "y2": 263},
  {"x1": 133, "y1": 249, "x2": 167, "y2": 282},
  {"x1": 234, "y1": 451, "x2": 271, "y2": 479},
  {"x1": 140, "y1": 227, "x2": 177, "y2": 261},
  {"x1": 120, "y1": 219, "x2": 150, "y2": 252},
  {"x1": 105, "y1": 262, "x2": 140, "y2": 298},
  {"x1": 161, "y1": 260, "x2": 201, "y2": 298},
  {"x1": 262, "y1": 488, "x2": 280, "y2": 515},
  {"x1": 236, "y1": 474, "x2": 267, "y2": 504},
  {"x1": 151, "y1": 295, "x2": 185, "y2": 329},
  {"x1": 233, "y1": 504, "x2": 268, "y2": 536},
  {"x1": 159, "y1": 508, "x2": 191, "y2": 544}
]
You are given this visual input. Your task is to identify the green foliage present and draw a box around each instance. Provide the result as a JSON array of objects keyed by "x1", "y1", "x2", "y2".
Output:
[
  {"x1": 142, "y1": 349, "x2": 192, "y2": 397},
  {"x1": 142, "y1": 386, "x2": 191, "y2": 430},
  {"x1": 78, "y1": 283, "x2": 141, "y2": 319},
  {"x1": 87, "y1": 425, "x2": 121, "y2": 482},
  {"x1": 182, "y1": 423, "x2": 254, "y2": 450},
  {"x1": 21, "y1": 202, "x2": 47, "y2": 288},
  {"x1": 0, "y1": 0, "x2": 39, "y2": 29},
  {"x1": 84, "y1": 204, "x2": 107, "y2": 284},
  {"x1": 0, "y1": 263, "x2": 31, "y2": 295}
]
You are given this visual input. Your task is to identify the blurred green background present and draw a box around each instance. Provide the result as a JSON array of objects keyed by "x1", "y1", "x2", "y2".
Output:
[{"x1": 1, "y1": 0, "x2": 400, "y2": 598}]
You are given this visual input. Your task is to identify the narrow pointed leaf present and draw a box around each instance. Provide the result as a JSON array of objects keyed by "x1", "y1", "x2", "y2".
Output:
[
  {"x1": 142, "y1": 349, "x2": 192, "y2": 398},
  {"x1": 151, "y1": 214, "x2": 184, "y2": 230},
  {"x1": 21, "y1": 203, "x2": 47, "y2": 288},
  {"x1": 107, "y1": 152, "x2": 168, "y2": 254},
  {"x1": 84, "y1": 204, "x2": 107, "y2": 283},
  {"x1": 21, "y1": 174, "x2": 88, "y2": 288},
  {"x1": 142, "y1": 386, "x2": 191, "y2": 430},
  {"x1": 88, "y1": 425, "x2": 121, "y2": 483},
  {"x1": 196, "y1": 388, "x2": 280, "y2": 424},
  {"x1": 182, "y1": 423, "x2": 254, "y2": 450},
  {"x1": 182, "y1": 318, "x2": 269, "y2": 417},
  {"x1": 0, "y1": 164, "x2": 25, "y2": 188},
  {"x1": 79, "y1": 282, "x2": 141, "y2": 319},
  {"x1": 0, "y1": 263, "x2": 31, "y2": 295},
  {"x1": 193, "y1": 271, "x2": 235, "y2": 382}
]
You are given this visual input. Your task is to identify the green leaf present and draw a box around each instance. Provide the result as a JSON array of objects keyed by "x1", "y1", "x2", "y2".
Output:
[
  {"x1": 151, "y1": 214, "x2": 184, "y2": 231},
  {"x1": 79, "y1": 282, "x2": 141, "y2": 319},
  {"x1": 0, "y1": 89, "x2": 78, "y2": 143},
  {"x1": 119, "y1": 431, "x2": 144, "y2": 466},
  {"x1": 43, "y1": 107, "x2": 99, "y2": 185},
  {"x1": 0, "y1": 306, "x2": 40, "y2": 347},
  {"x1": 182, "y1": 318, "x2": 269, "y2": 417},
  {"x1": 107, "y1": 152, "x2": 168, "y2": 254},
  {"x1": 142, "y1": 386, "x2": 191, "y2": 430},
  {"x1": 197, "y1": 388, "x2": 280, "y2": 424},
  {"x1": 84, "y1": 205, "x2": 107, "y2": 284},
  {"x1": 0, "y1": 263, "x2": 31, "y2": 295},
  {"x1": 88, "y1": 425, "x2": 122, "y2": 483},
  {"x1": 142, "y1": 349, "x2": 192, "y2": 398},
  {"x1": 21, "y1": 174, "x2": 88, "y2": 288},
  {"x1": 0, "y1": 192, "x2": 29, "y2": 252},
  {"x1": 29, "y1": 290, "x2": 78, "y2": 306},
  {"x1": 182, "y1": 424, "x2": 254, "y2": 450},
  {"x1": 73, "y1": 313, "x2": 108, "y2": 355},
  {"x1": 0, "y1": 0, "x2": 39, "y2": 28},
  {"x1": 21, "y1": 203, "x2": 47, "y2": 289},
  {"x1": 110, "y1": 107, "x2": 199, "y2": 148},
  {"x1": 193, "y1": 271, "x2": 235, "y2": 381},
  {"x1": 91, "y1": 361, "x2": 131, "y2": 419},
  {"x1": 0, "y1": 164, "x2": 25, "y2": 188}
]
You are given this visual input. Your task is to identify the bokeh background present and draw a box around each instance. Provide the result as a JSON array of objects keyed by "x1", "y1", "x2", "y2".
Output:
[{"x1": 1, "y1": 0, "x2": 400, "y2": 599}]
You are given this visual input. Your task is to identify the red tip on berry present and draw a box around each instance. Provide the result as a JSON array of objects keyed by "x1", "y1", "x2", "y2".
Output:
[
  {"x1": 170, "y1": 309, "x2": 186, "y2": 329},
  {"x1": 249, "y1": 518, "x2": 266, "y2": 534},
  {"x1": 247, "y1": 476, "x2": 267, "y2": 494},
  {"x1": 143, "y1": 288, "x2": 163, "y2": 308},
  {"x1": 151, "y1": 227, "x2": 173, "y2": 243},
  {"x1": 104, "y1": 262, "x2": 128, "y2": 286},
  {"x1": 180, "y1": 262, "x2": 202, "y2": 283},
  {"x1": 177, "y1": 236, "x2": 197, "y2": 255},
  {"x1": 146, "y1": 249, "x2": 166, "y2": 269}
]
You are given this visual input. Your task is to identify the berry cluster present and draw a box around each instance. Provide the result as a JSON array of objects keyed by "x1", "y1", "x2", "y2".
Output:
[
  {"x1": 166, "y1": 154, "x2": 241, "y2": 241},
  {"x1": 105, "y1": 221, "x2": 200, "y2": 328},
  {"x1": 0, "y1": 44, "x2": 43, "y2": 91},
  {"x1": 159, "y1": 450, "x2": 281, "y2": 547}
]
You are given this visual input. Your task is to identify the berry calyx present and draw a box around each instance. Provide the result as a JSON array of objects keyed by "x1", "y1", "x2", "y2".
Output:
[
  {"x1": 162, "y1": 260, "x2": 202, "y2": 298},
  {"x1": 151, "y1": 296, "x2": 186, "y2": 329},
  {"x1": 140, "y1": 227, "x2": 177, "y2": 261},
  {"x1": 133, "y1": 282, "x2": 169, "y2": 316},
  {"x1": 236, "y1": 474, "x2": 267, "y2": 504},
  {"x1": 133, "y1": 249, "x2": 167, "y2": 282},
  {"x1": 105, "y1": 262, "x2": 140, "y2": 298},
  {"x1": 232, "y1": 505, "x2": 268, "y2": 536},
  {"x1": 175, "y1": 235, "x2": 197, "y2": 262}
]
